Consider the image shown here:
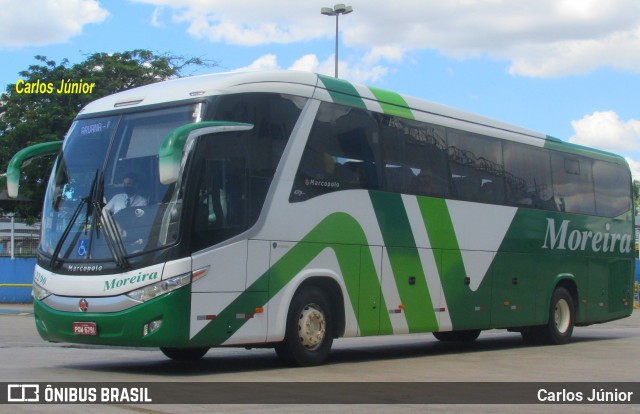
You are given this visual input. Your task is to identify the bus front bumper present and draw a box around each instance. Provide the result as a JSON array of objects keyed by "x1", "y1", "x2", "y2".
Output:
[{"x1": 33, "y1": 286, "x2": 191, "y2": 347}]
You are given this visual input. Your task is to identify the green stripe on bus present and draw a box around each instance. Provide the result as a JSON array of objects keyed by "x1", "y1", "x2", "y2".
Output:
[
  {"x1": 369, "y1": 192, "x2": 438, "y2": 333},
  {"x1": 416, "y1": 197, "x2": 468, "y2": 328},
  {"x1": 318, "y1": 74, "x2": 367, "y2": 110},
  {"x1": 416, "y1": 198, "x2": 460, "y2": 250},
  {"x1": 191, "y1": 212, "x2": 392, "y2": 345},
  {"x1": 368, "y1": 87, "x2": 415, "y2": 120}
]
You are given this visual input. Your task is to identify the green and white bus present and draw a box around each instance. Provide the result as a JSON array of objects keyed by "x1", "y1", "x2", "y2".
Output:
[{"x1": 8, "y1": 71, "x2": 635, "y2": 366}]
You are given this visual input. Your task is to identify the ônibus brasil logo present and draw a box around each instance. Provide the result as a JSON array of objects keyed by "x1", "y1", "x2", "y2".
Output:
[{"x1": 541, "y1": 218, "x2": 632, "y2": 254}]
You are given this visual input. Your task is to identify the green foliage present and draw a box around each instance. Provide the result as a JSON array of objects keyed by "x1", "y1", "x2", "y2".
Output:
[{"x1": 0, "y1": 50, "x2": 217, "y2": 219}]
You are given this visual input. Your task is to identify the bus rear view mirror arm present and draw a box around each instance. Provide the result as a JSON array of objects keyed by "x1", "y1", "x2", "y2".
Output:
[
  {"x1": 158, "y1": 121, "x2": 253, "y2": 185},
  {"x1": 6, "y1": 141, "x2": 63, "y2": 198}
]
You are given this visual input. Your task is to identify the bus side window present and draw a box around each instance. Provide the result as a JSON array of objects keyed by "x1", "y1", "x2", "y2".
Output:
[
  {"x1": 503, "y1": 141, "x2": 554, "y2": 209},
  {"x1": 290, "y1": 102, "x2": 380, "y2": 202},
  {"x1": 379, "y1": 115, "x2": 449, "y2": 197},
  {"x1": 593, "y1": 160, "x2": 631, "y2": 217},
  {"x1": 551, "y1": 153, "x2": 596, "y2": 215},
  {"x1": 385, "y1": 166, "x2": 414, "y2": 194},
  {"x1": 447, "y1": 130, "x2": 505, "y2": 204}
]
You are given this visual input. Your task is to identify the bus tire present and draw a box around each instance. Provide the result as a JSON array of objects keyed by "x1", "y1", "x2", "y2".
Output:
[
  {"x1": 160, "y1": 346, "x2": 210, "y2": 361},
  {"x1": 275, "y1": 287, "x2": 333, "y2": 367},
  {"x1": 433, "y1": 329, "x2": 481, "y2": 342},
  {"x1": 539, "y1": 287, "x2": 575, "y2": 345}
]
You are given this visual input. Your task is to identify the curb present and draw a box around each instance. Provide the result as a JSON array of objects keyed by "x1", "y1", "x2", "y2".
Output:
[{"x1": 0, "y1": 306, "x2": 33, "y2": 316}]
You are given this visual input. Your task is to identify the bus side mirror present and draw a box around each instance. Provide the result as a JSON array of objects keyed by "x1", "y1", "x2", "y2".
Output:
[
  {"x1": 158, "y1": 122, "x2": 253, "y2": 185},
  {"x1": 6, "y1": 141, "x2": 63, "y2": 198}
]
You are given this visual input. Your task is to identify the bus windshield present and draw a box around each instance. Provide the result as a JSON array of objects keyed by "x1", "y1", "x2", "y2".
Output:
[
  {"x1": 40, "y1": 92, "x2": 306, "y2": 269},
  {"x1": 41, "y1": 104, "x2": 203, "y2": 264}
]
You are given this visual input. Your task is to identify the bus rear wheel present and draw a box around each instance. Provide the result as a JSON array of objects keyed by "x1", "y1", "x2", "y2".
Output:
[
  {"x1": 160, "y1": 346, "x2": 210, "y2": 361},
  {"x1": 544, "y1": 287, "x2": 575, "y2": 344},
  {"x1": 522, "y1": 287, "x2": 575, "y2": 345},
  {"x1": 275, "y1": 287, "x2": 333, "y2": 367},
  {"x1": 433, "y1": 329, "x2": 481, "y2": 342}
]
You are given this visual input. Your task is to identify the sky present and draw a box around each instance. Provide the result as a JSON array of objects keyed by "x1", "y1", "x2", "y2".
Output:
[{"x1": 1, "y1": 0, "x2": 639, "y2": 177}]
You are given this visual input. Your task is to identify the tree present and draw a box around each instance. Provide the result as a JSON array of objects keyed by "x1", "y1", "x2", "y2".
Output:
[{"x1": 0, "y1": 50, "x2": 217, "y2": 220}]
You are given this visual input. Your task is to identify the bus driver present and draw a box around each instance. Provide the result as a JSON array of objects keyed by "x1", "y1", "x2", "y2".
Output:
[{"x1": 105, "y1": 173, "x2": 147, "y2": 215}]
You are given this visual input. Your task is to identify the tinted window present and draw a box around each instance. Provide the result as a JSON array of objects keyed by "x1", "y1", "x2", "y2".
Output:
[
  {"x1": 288, "y1": 101, "x2": 631, "y2": 219},
  {"x1": 290, "y1": 102, "x2": 380, "y2": 202},
  {"x1": 380, "y1": 116, "x2": 449, "y2": 197},
  {"x1": 503, "y1": 142, "x2": 556, "y2": 209},
  {"x1": 593, "y1": 160, "x2": 631, "y2": 217},
  {"x1": 551, "y1": 153, "x2": 595, "y2": 215},
  {"x1": 447, "y1": 130, "x2": 505, "y2": 204}
]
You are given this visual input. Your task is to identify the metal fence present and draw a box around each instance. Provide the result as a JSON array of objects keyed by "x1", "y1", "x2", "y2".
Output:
[{"x1": 0, "y1": 217, "x2": 40, "y2": 258}]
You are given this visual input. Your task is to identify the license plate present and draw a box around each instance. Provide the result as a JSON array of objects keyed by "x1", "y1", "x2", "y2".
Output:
[{"x1": 73, "y1": 322, "x2": 97, "y2": 336}]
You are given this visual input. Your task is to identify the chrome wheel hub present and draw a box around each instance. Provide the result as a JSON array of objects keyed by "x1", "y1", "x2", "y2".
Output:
[
  {"x1": 298, "y1": 304, "x2": 326, "y2": 350},
  {"x1": 554, "y1": 298, "x2": 571, "y2": 333}
]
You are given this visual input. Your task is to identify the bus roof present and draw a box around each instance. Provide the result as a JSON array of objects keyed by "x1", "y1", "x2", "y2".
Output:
[
  {"x1": 77, "y1": 70, "x2": 626, "y2": 165},
  {"x1": 77, "y1": 71, "x2": 321, "y2": 115}
]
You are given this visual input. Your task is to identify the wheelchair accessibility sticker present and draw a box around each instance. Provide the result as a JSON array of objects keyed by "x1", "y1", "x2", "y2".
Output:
[{"x1": 77, "y1": 240, "x2": 88, "y2": 257}]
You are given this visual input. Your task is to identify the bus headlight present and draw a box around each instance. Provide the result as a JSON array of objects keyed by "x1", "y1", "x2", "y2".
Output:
[
  {"x1": 33, "y1": 284, "x2": 51, "y2": 301},
  {"x1": 126, "y1": 273, "x2": 191, "y2": 302}
]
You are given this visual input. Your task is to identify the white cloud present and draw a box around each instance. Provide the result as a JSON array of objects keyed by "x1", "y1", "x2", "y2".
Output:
[
  {"x1": 569, "y1": 111, "x2": 640, "y2": 152},
  {"x1": 150, "y1": 7, "x2": 165, "y2": 28},
  {"x1": 570, "y1": 111, "x2": 640, "y2": 180},
  {"x1": 289, "y1": 54, "x2": 321, "y2": 73},
  {"x1": 142, "y1": 0, "x2": 326, "y2": 46},
  {"x1": 132, "y1": 0, "x2": 640, "y2": 78},
  {"x1": 506, "y1": 26, "x2": 640, "y2": 77},
  {"x1": 0, "y1": 0, "x2": 109, "y2": 48},
  {"x1": 363, "y1": 46, "x2": 406, "y2": 65},
  {"x1": 232, "y1": 54, "x2": 279, "y2": 72},
  {"x1": 233, "y1": 53, "x2": 387, "y2": 84},
  {"x1": 625, "y1": 157, "x2": 640, "y2": 181}
]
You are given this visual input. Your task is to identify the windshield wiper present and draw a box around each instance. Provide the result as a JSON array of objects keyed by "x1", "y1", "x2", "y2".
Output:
[
  {"x1": 49, "y1": 195, "x2": 89, "y2": 269},
  {"x1": 99, "y1": 205, "x2": 130, "y2": 269},
  {"x1": 92, "y1": 170, "x2": 130, "y2": 270},
  {"x1": 49, "y1": 170, "x2": 100, "y2": 269}
]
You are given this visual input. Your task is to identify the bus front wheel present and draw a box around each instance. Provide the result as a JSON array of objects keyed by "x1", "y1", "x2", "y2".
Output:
[
  {"x1": 275, "y1": 287, "x2": 334, "y2": 367},
  {"x1": 160, "y1": 346, "x2": 210, "y2": 361}
]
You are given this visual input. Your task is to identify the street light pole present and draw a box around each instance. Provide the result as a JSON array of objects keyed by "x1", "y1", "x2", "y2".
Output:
[
  {"x1": 321, "y1": 4, "x2": 353, "y2": 78},
  {"x1": 334, "y1": 11, "x2": 339, "y2": 78}
]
